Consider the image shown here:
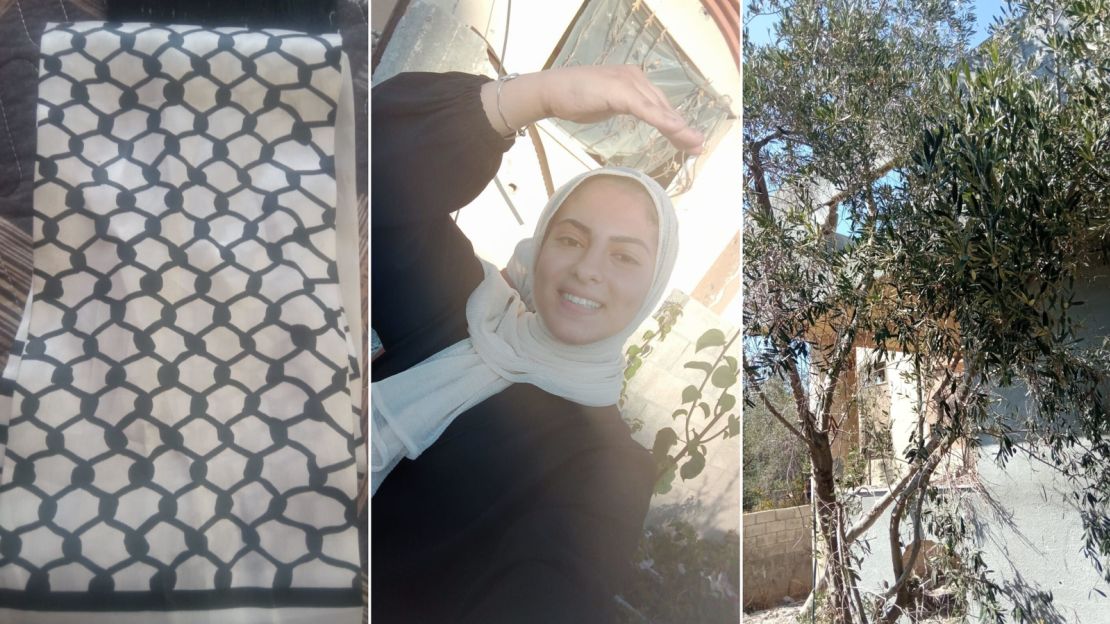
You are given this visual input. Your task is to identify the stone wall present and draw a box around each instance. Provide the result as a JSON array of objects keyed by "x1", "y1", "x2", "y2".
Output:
[{"x1": 743, "y1": 505, "x2": 813, "y2": 610}]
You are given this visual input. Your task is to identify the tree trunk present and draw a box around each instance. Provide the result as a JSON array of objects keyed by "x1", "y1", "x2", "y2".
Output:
[{"x1": 811, "y1": 431, "x2": 857, "y2": 623}]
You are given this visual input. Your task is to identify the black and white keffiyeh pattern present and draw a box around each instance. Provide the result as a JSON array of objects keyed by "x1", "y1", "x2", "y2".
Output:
[{"x1": 0, "y1": 22, "x2": 363, "y2": 622}]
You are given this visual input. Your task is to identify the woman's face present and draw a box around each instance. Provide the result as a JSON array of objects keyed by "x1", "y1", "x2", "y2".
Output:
[{"x1": 533, "y1": 177, "x2": 659, "y2": 345}]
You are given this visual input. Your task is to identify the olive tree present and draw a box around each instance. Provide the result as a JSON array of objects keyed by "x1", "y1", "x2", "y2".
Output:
[{"x1": 744, "y1": 0, "x2": 1110, "y2": 621}]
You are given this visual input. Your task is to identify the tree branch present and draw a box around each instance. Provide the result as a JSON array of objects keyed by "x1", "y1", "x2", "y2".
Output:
[
  {"x1": 659, "y1": 329, "x2": 741, "y2": 477},
  {"x1": 744, "y1": 355, "x2": 806, "y2": 441},
  {"x1": 784, "y1": 352, "x2": 820, "y2": 453},
  {"x1": 818, "y1": 157, "x2": 898, "y2": 239},
  {"x1": 746, "y1": 140, "x2": 776, "y2": 217},
  {"x1": 815, "y1": 310, "x2": 860, "y2": 433},
  {"x1": 844, "y1": 431, "x2": 952, "y2": 543},
  {"x1": 803, "y1": 429, "x2": 956, "y2": 618}
]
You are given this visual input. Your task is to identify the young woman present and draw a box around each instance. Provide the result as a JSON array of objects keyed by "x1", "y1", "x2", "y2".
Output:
[{"x1": 370, "y1": 66, "x2": 703, "y2": 623}]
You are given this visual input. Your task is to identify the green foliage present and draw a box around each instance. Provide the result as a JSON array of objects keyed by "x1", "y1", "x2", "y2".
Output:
[
  {"x1": 743, "y1": 376, "x2": 810, "y2": 512},
  {"x1": 890, "y1": 0, "x2": 1110, "y2": 589},
  {"x1": 621, "y1": 299, "x2": 685, "y2": 423},
  {"x1": 696, "y1": 328, "x2": 727, "y2": 353},
  {"x1": 615, "y1": 304, "x2": 742, "y2": 618},
  {"x1": 620, "y1": 301, "x2": 739, "y2": 496},
  {"x1": 895, "y1": 44, "x2": 1110, "y2": 386},
  {"x1": 615, "y1": 522, "x2": 740, "y2": 624},
  {"x1": 836, "y1": 449, "x2": 868, "y2": 490},
  {"x1": 652, "y1": 328, "x2": 740, "y2": 495},
  {"x1": 745, "y1": 0, "x2": 975, "y2": 218}
]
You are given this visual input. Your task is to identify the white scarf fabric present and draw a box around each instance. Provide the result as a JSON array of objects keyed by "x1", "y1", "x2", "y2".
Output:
[{"x1": 371, "y1": 166, "x2": 679, "y2": 494}]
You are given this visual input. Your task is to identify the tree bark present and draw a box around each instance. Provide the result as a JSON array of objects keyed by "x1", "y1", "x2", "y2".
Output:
[
  {"x1": 745, "y1": 132, "x2": 780, "y2": 217},
  {"x1": 810, "y1": 429, "x2": 856, "y2": 623}
]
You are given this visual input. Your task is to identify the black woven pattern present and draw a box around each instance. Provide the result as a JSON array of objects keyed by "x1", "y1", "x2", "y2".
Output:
[{"x1": 0, "y1": 22, "x2": 360, "y2": 608}]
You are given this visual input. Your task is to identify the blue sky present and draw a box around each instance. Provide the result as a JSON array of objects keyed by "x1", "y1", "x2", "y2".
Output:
[{"x1": 746, "y1": 0, "x2": 1008, "y2": 49}]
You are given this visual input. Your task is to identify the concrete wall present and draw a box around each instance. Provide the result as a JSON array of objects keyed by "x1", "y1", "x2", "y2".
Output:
[
  {"x1": 886, "y1": 355, "x2": 919, "y2": 471},
  {"x1": 743, "y1": 505, "x2": 814, "y2": 610},
  {"x1": 854, "y1": 456, "x2": 1106, "y2": 623},
  {"x1": 855, "y1": 348, "x2": 920, "y2": 482}
]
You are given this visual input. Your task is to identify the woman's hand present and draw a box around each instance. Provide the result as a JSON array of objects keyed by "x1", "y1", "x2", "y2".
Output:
[{"x1": 480, "y1": 65, "x2": 705, "y2": 154}]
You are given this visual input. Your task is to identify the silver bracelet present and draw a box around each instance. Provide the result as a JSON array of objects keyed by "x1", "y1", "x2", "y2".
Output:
[{"x1": 496, "y1": 72, "x2": 526, "y2": 138}]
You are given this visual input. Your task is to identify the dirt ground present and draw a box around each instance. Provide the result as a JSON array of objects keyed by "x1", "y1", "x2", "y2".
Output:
[
  {"x1": 744, "y1": 605, "x2": 805, "y2": 623},
  {"x1": 744, "y1": 605, "x2": 963, "y2": 623}
]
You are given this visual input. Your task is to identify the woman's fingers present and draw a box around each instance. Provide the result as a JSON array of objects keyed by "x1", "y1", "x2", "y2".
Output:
[
  {"x1": 610, "y1": 66, "x2": 706, "y2": 153},
  {"x1": 636, "y1": 71, "x2": 673, "y2": 111},
  {"x1": 626, "y1": 94, "x2": 705, "y2": 154},
  {"x1": 543, "y1": 65, "x2": 705, "y2": 153}
]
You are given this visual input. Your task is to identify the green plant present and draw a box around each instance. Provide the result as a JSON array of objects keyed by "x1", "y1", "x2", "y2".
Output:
[
  {"x1": 650, "y1": 328, "x2": 740, "y2": 495},
  {"x1": 837, "y1": 449, "x2": 868, "y2": 490},
  {"x1": 743, "y1": 374, "x2": 810, "y2": 511},
  {"x1": 615, "y1": 521, "x2": 740, "y2": 624},
  {"x1": 621, "y1": 298, "x2": 685, "y2": 429}
]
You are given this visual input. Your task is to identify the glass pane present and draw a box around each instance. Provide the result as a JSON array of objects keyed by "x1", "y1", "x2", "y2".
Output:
[{"x1": 548, "y1": 0, "x2": 733, "y2": 187}]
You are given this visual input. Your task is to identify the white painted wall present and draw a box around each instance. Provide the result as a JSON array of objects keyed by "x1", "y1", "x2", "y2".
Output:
[{"x1": 886, "y1": 354, "x2": 919, "y2": 471}]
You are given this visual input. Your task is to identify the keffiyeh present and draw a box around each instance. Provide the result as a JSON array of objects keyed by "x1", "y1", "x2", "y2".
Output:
[{"x1": 0, "y1": 22, "x2": 363, "y2": 622}]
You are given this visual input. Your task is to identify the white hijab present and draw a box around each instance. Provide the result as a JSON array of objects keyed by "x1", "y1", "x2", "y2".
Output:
[{"x1": 370, "y1": 167, "x2": 679, "y2": 494}]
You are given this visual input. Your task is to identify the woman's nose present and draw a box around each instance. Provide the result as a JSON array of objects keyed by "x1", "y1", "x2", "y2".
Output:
[{"x1": 572, "y1": 248, "x2": 604, "y2": 283}]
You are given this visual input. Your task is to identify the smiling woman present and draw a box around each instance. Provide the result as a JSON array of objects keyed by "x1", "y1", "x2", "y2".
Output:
[
  {"x1": 534, "y1": 176, "x2": 660, "y2": 346},
  {"x1": 370, "y1": 67, "x2": 701, "y2": 623}
]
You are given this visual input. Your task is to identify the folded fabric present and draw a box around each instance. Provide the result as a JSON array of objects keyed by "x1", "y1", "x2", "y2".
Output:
[
  {"x1": 0, "y1": 22, "x2": 362, "y2": 623},
  {"x1": 0, "y1": 292, "x2": 32, "y2": 466}
]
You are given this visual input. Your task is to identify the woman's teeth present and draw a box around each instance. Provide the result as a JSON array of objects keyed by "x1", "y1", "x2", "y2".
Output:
[{"x1": 563, "y1": 292, "x2": 601, "y2": 309}]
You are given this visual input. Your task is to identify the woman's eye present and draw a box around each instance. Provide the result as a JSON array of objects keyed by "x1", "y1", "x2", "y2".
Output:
[
  {"x1": 613, "y1": 252, "x2": 641, "y2": 266},
  {"x1": 558, "y1": 236, "x2": 584, "y2": 248}
]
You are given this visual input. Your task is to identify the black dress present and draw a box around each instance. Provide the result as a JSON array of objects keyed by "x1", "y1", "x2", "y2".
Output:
[{"x1": 370, "y1": 72, "x2": 656, "y2": 623}]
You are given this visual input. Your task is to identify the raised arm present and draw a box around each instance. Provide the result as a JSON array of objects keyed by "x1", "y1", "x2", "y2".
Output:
[
  {"x1": 371, "y1": 72, "x2": 510, "y2": 227},
  {"x1": 479, "y1": 65, "x2": 705, "y2": 153},
  {"x1": 371, "y1": 67, "x2": 706, "y2": 229}
]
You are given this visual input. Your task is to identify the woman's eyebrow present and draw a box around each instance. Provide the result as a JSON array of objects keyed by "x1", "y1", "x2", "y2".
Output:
[
  {"x1": 557, "y1": 218, "x2": 651, "y2": 252},
  {"x1": 556, "y1": 218, "x2": 592, "y2": 236},
  {"x1": 611, "y1": 235, "x2": 652, "y2": 252}
]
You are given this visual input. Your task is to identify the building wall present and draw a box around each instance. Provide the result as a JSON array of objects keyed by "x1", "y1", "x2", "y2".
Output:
[
  {"x1": 886, "y1": 355, "x2": 920, "y2": 469},
  {"x1": 743, "y1": 505, "x2": 813, "y2": 611},
  {"x1": 854, "y1": 457, "x2": 1106, "y2": 623},
  {"x1": 854, "y1": 264, "x2": 1110, "y2": 622}
]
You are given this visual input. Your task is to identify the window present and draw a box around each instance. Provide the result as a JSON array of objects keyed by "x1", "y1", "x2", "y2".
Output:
[{"x1": 544, "y1": 0, "x2": 733, "y2": 190}]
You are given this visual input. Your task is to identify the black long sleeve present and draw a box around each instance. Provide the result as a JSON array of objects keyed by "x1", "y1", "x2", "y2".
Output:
[
  {"x1": 371, "y1": 72, "x2": 511, "y2": 226},
  {"x1": 369, "y1": 72, "x2": 512, "y2": 378}
]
